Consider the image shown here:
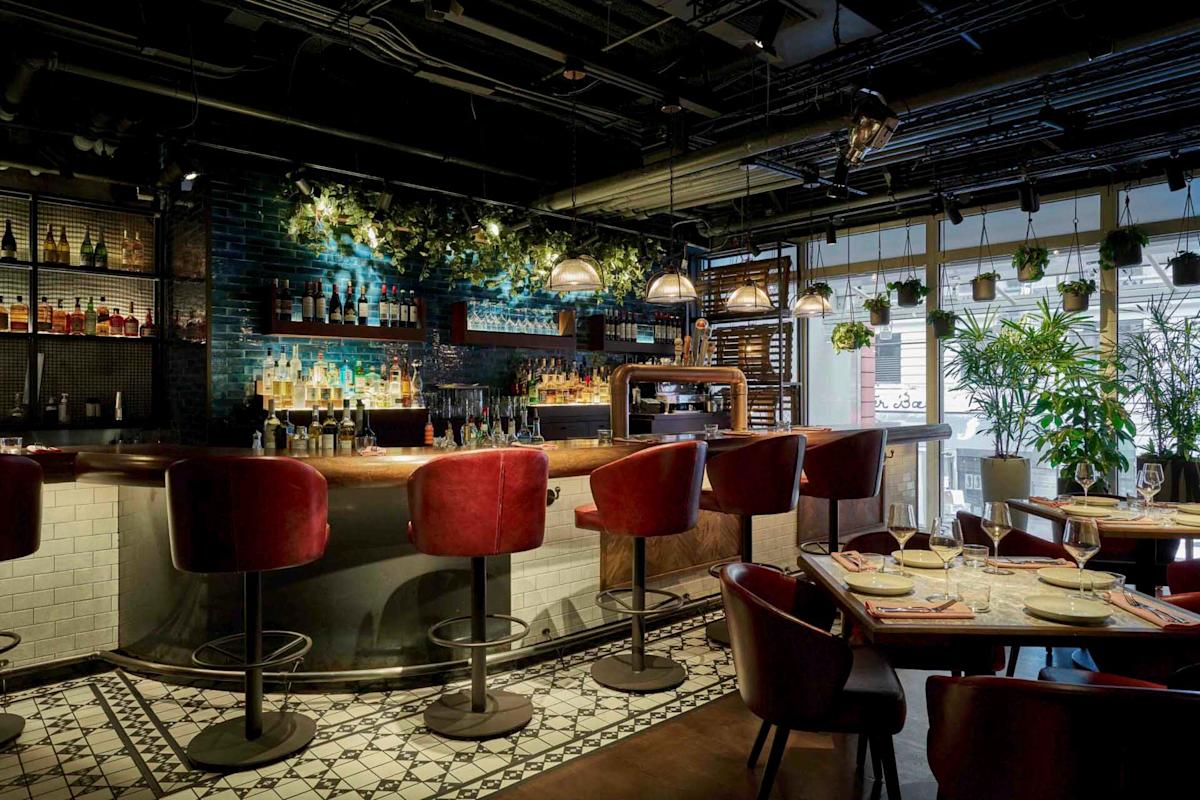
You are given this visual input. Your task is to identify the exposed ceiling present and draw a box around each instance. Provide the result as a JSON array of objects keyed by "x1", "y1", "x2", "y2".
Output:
[{"x1": 1, "y1": 1, "x2": 1199, "y2": 247}]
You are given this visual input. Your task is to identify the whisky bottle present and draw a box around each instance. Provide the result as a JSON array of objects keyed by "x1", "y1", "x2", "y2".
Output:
[
  {"x1": 110, "y1": 307, "x2": 125, "y2": 336},
  {"x1": 140, "y1": 307, "x2": 155, "y2": 337},
  {"x1": 80, "y1": 227, "x2": 93, "y2": 266},
  {"x1": 70, "y1": 298, "x2": 84, "y2": 334},
  {"x1": 96, "y1": 296, "x2": 110, "y2": 336},
  {"x1": 37, "y1": 296, "x2": 51, "y2": 332},
  {"x1": 10, "y1": 296, "x2": 28, "y2": 332},
  {"x1": 58, "y1": 227, "x2": 69, "y2": 265},
  {"x1": 123, "y1": 306, "x2": 138, "y2": 336},
  {"x1": 44, "y1": 225, "x2": 57, "y2": 263},
  {"x1": 1, "y1": 220, "x2": 17, "y2": 261},
  {"x1": 121, "y1": 229, "x2": 133, "y2": 268},
  {"x1": 130, "y1": 231, "x2": 144, "y2": 269},
  {"x1": 84, "y1": 296, "x2": 97, "y2": 335},
  {"x1": 0, "y1": 296, "x2": 8, "y2": 331},
  {"x1": 321, "y1": 408, "x2": 337, "y2": 450},
  {"x1": 308, "y1": 404, "x2": 322, "y2": 442},
  {"x1": 52, "y1": 299, "x2": 67, "y2": 334},
  {"x1": 94, "y1": 230, "x2": 108, "y2": 268}
]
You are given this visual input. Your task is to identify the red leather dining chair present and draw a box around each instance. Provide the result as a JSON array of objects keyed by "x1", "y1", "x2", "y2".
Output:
[
  {"x1": 0, "y1": 455, "x2": 42, "y2": 751},
  {"x1": 722, "y1": 562, "x2": 905, "y2": 800},
  {"x1": 1168, "y1": 557, "x2": 1200, "y2": 593},
  {"x1": 927, "y1": 675, "x2": 1199, "y2": 800},
  {"x1": 799, "y1": 429, "x2": 887, "y2": 554},
  {"x1": 1067, "y1": 590, "x2": 1200, "y2": 688}
]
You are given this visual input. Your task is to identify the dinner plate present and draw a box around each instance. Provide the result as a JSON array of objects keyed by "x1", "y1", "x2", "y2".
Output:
[
  {"x1": 890, "y1": 550, "x2": 946, "y2": 569},
  {"x1": 1037, "y1": 567, "x2": 1117, "y2": 590},
  {"x1": 1024, "y1": 594, "x2": 1112, "y2": 625},
  {"x1": 1176, "y1": 503, "x2": 1200, "y2": 515},
  {"x1": 1076, "y1": 496, "x2": 1120, "y2": 507},
  {"x1": 1058, "y1": 504, "x2": 1113, "y2": 518},
  {"x1": 844, "y1": 572, "x2": 914, "y2": 597},
  {"x1": 1175, "y1": 513, "x2": 1200, "y2": 528}
]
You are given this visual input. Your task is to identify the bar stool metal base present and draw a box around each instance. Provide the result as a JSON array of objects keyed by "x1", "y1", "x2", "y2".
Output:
[
  {"x1": 591, "y1": 653, "x2": 686, "y2": 693},
  {"x1": 424, "y1": 689, "x2": 533, "y2": 740},
  {"x1": 186, "y1": 711, "x2": 315, "y2": 772},
  {"x1": 0, "y1": 713, "x2": 24, "y2": 750}
]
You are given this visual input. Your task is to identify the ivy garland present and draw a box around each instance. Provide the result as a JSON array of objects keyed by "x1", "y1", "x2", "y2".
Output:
[{"x1": 284, "y1": 181, "x2": 659, "y2": 299}]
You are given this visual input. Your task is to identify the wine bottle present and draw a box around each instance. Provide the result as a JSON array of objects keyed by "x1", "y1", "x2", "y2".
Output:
[
  {"x1": 357, "y1": 284, "x2": 369, "y2": 325},
  {"x1": 80, "y1": 227, "x2": 94, "y2": 266},
  {"x1": 58, "y1": 227, "x2": 69, "y2": 265},
  {"x1": 1, "y1": 220, "x2": 17, "y2": 261},
  {"x1": 329, "y1": 284, "x2": 343, "y2": 324},
  {"x1": 314, "y1": 281, "x2": 327, "y2": 322},
  {"x1": 94, "y1": 230, "x2": 108, "y2": 268}
]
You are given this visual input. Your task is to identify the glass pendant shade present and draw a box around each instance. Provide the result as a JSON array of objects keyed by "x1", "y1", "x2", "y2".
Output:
[
  {"x1": 726, "y1": 280, "x2": 774, "y2": 313},
  {"x1": 792, "y1": 292, "x2": 833, "y2": 318},
  {"x1": 547, "y1": 253, "x2": 604, "y2": 293},
  {"x1": 645, "y1": 260, "x2": 698, "y2": 304}
]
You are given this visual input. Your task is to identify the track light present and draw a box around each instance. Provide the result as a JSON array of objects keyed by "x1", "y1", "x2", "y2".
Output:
[
  {"x1": 846, "y1": 89, "x2": 899, "y2": 165},
  {"x1": 287, "y1": 167, "x2": 312, "y2": 197},
  {"x1": 826, "y1": 155, "x2": 849, "y2": 199},
  {"x1": 1018, "y1": 180, "x2": 1040, "y2": 213},
  {"x1": 753, "y1": 1, "x2": 785, "y2": 55},
  {"x1": 1166, "y1": 155, "x2": 1187, "y2": 192},
  {"x1": 660, "y1": 91, "x2": 682, "y2": 114},
  {"x1": 562, "y1": 56, "x2": 587, "y2": 82},
  {"x1": 944, "y1": 195, "x2": 964, "y2": 225},
  {"x1": 825, "y1": 220, "x2": 837, "y2": 245}
]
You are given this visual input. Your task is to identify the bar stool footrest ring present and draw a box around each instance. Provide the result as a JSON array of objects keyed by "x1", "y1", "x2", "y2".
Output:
[
  {"x1": 595, "y1": 587, "x2": 684, "y2": 616},
  {"x1": 428, "y1": 613, "x2": 530, "y2": 650},
  {"x1": 0, "y1": 631, "x2": 20, "y2": 658},
  {"x1": 191, "y1": 630, "x2": 312, "y2": 671}
]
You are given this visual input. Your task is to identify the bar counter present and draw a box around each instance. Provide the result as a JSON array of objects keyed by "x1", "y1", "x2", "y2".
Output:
[{"x1": 22, "y1": 423, "x2": 949, "y2": 683}]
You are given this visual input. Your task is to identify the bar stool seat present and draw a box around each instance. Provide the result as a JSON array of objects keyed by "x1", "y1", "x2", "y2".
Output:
[
  {"x1": 0, "y1": 456, "x2": 42, "y2": 751},
  {"x1": 166, "y1": 456, "x2": 329, "y2": 772},
  {"x1": 575, "y1": 441, "x2": 707, "y2": 693}
]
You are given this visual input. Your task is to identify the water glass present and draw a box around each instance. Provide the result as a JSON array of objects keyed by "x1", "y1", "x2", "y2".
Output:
[
  {"x1": 1098, "y1": 572, "x2": 1126, "y2": 601},
  {"x1": 962, "y1": 544, "x2": 989, "y2": 570},
  {"x1": 704, "y1": 423, "x2": 720, "y2": 437},
  {"x1": 957, "y1": 580, "x2": 991, "y2": 612},
  {"x1": 597, "y1": 428, "x2": 613, "y2": 445},
  {"x1": 0, "y1": 436, "x2": 22, "y2": 453},
  {"x1": 858, "y1": 553, "x2": 884, "y2": 573}
]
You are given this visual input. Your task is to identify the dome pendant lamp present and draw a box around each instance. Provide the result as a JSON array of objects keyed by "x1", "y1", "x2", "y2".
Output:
[
  {"x1": 548, "y1": 101, "x2": 604, "y2": 294},
  {"x1": 645, "y1": 139, "x2": 697, "y2": 304},
  {"x1": 725, "y1": 167, "x2": 774, "y2": 314}
]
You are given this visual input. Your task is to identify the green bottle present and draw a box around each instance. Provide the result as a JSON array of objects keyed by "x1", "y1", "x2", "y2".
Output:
[
  {"x1": 94, "y1": 231, "x2": 108, "y2": 269},
  {"x1": 84, "y1": 296, "x2": 97, "y2": 335},
  {"x1": 80, "y1": 227, "x2": 94, "y2": 267}
]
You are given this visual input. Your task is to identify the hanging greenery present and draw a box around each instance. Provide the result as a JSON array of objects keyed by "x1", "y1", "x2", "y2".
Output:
[
  {"x1": 831, "y1": 321, "x2": 875, "y2": 352},
  {"x1": 283, "y1": 181, "x2": 659, "y2": 298}
]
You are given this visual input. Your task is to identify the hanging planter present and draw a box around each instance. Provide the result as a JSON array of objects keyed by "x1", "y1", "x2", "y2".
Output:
[
  {"x1": 928, "y1": 308, "x2": 959, "y2": 339},
  {"x1": 972, "y1": 272, "x2": 1000, "y2": 301},
  {"x1": 1013, "y1": 244, "x2": 1049, "y2": 282},
  {"x1": 864, "y1": 294, "x2": 891, "y2": 326},
  {"x1": 887, "y1": 277, "x2": 928, "y2": 307},
  {"x1": 1171, "y1": 251, "x2": 1200, "y2": 286},
  {"x1": 1099, "y1": 226, "x2": 1148, "y2": 270},
  {"x1": 831, "y1": 321, "x2": 875, "y2": 352},
  {"x1": 1057, "y1": 278, "x2": 1096, "y2": 312}
]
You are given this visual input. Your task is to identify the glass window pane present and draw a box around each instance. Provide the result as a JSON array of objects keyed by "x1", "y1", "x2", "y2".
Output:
[
  {"x1": 943, "y1": 195, "x2": 1100, "y2": 251},
  {"x1": 813, "y1": 223, "x2": 924, "y2": 268},
  {"x1": 1119, "y1": 182, "x2": 1200, "y2": 226}
]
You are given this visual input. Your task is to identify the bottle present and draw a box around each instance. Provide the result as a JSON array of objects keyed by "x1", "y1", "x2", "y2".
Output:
[
  {"x1": 131, "y1": 231, "x2": 144, "y2": 269},
  {"x1": 58, "y1": 227, "x2": 69, "y2": 265},
  {"x1": 84, "y1": 297, "x2": 97, "y2": 335},
  {"x1": 121, "y1": 229, "x2": 133, "y2": 267},
  {"x1": 80, "y1": 227, "x2": 93, "y2": 266},
  {"x1": 37, "y1": 296, "x2": 52, "y2": 332},
  {"x1": 378, "y1": 284, "x2": 390, "y2": 327},
  {"x1": 278, "y1": 279, "x2": 292, "y2": 321},
  {"x1": 338, "y1": 400, "x2": 356, "y2": 451},
  {"x1": 362, "y1": 406, "x2": 376, "y2": 445},
  {"x1": 140, "y1": 307, "x2": 155, "y2": 337},
  {"x1": 329, "y1": 284, "x2": 343, "y2": 324},
  {"x1": 408, "y1": 291, "x2": 419, "y2": 328},
  {"x1": 309, "y1": 404, "x2": 322, "y2": 442},
  {"x1": 58, "y1": 392, "x2": 70, "y2": 425},
  {"x1": 321, "y1": 407, "x2": 337, "y2": 450},
  {"x1": 70, "y1": 298, "x2": 84, "y2": 334},
  {"x1": 410, "y1": 361, "x2": 423, "y2": 400},
  {"x1": 344, "y1": 281, "x2": 356, "y2": 325},
  {"x1": 264, "y1": 399, "x2": 280, "y2": 450},
  {"x1": 357, "y1": 283, "x2": 369, "y2": 325},
  {"x1": 96, "y1": 296, "x2": 110, "y2": 336},
  {"x1": 400, "y1": 360, "x2": 412, "y2": 407},
  {"x1": 110, "y1": 307, "x2": 125, "y2": 336},
  {"x1": 301, "y1": 281, "x2": 314, "y2": 322},
  {"x1": 43, "y1": 225, "x2": 57, "y2": 263},
  {"x1": 1, "y1": 220, "x2": 16, "y2": 261},
  {"x1": 94, "y1": 229, "x2": 108, "y2": 268},
  {"x1": 123, "y1": 306, "x2": 138, "y2": 337},
  {"x1": 424, "y1": 413, "x2": 434, "y2": 446},
  {"x1": 10, "y1": 296, "x2": 28, "y2": 332},
  {"x1": 390, "y1": 286, "x2": 400, "y2": 327},
  {"x1": 0, "y1": 296, "x2": 7, "y2": 331},
  {"x1": 314, "y1": 281, "x2": 327, "y2": 322},
  {"x1": 51, "y1": 300, "x2": 67, "y2": 334}
]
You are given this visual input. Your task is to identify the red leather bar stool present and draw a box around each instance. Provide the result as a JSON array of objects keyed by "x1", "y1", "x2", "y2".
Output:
[
  {"x1": 166, "y1": 456, "x2": 329, "y2": 771},
  {"x1": 0, "y1": 455, "x2": 42, "y2": 751},
  {"x1": 408, "y1": 448, "x2": 549, "y2": 740},
  {"x1": 574, "y1": 441, "x2": 707, "y2": 692},
  {"x1": 799, "y1": 429, "x2": 887, "y2": 554},
  {"x1": 701, "y1": 433, "x2": 806, "y2": 646}
]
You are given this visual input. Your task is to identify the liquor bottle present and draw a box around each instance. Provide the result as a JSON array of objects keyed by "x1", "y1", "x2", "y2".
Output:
[
  {"x1": 314, "y1": 281, "x2": 327, "y2": 322},
  {"x1": 408, "y1": 291, "x2": 419, "y2": 328},
  {"x1": 140, "y1": 307, "x2": 155, "y2": 337},
  {"x1": 390, "y1": 286, "x2": 400, "y2": 327},
  {"x1": 424, "y1": 413, "x2": 434, "y2": 446},
  {"x1": 52, "y1": 299, "x2": 67, "y2": 334},
  {"x1": 123, "y1": 306, "x2": 138, "y2": 337},
  {"x1": 263, "y1": 399, "x2": 280, "y2": 450},
  {"x1": 400, "y1": 359, "x2": 412, "y2": 407},
  {"x1": 462, "y1": 414, "x2": 478, "y2": 447},
  {"x1": 130, "y1": 231, "x2": 144, "y2": 269},
  {"x1": 37, "y1": 296, "x2": 51, "y2": 332},
  {"x1": 278, "y1": 279, "x2": 292, "y2": 321},
  {"x1": 79, "y1": 227, "x2": 93, "y2": 266},
  {"x1": 109, "y1": 307, "x2": 125, "y2": 336},
  {"x1": 321, "y1": 407, "x2": 337, "y2": 450},
  {"x1": 329, "y1": 284, "x2": 343, "y2": 324},
  {"x1": 378, "y1": 284, "x2": 390, "y2": 327},
  {"x1": 338, "y1": 399, "x2": 356, "y2": 451},
  {"x1": 0, "y1": 296, "x2": 7, "y2": 331},
  {"x1": 121, "y1": 229, "x2": 133, "y2": 268},
  {"x1": 70, "y1": 298, "x2": 84, "y2": 334},
  {"x1": 309, "y1": 404, "x2": 322, "y2": 442},
  {"x1": 10, "y1": 296, "x2": 28, "y2": 332},
  {"x1": 84, "y1": 296, "x2": 97, "y2": 335},
  {"x1": 301, "y1": 281, "x2": 314, "y2": 323},
  {"x1": 357, "y1": 283, "x2": 369, "y2": 325},
  {"x1": 58, "y1": 227, "x2": 69, "y2": 265},
  {"x1": 344, "y1": 281, "x2": 356, "y2": 325},
  {"x1": 43, "y1": 225, "x2": 57, "y2": 263},
  {"x1": 362, "y1": 406, "x2": 376, "y2": 445},
  {"x1": 94, "y1": 229, "x2": 108, "y2": 268},
  {"x1": 410, "y1": 361, "x2": 423, "y2": 400},
  {"x1": 96, "y1": 296, "x2": 110, "y2": 336},
  {"x1": 1, "y1": 220, "x2": 16, "y2": 261}
]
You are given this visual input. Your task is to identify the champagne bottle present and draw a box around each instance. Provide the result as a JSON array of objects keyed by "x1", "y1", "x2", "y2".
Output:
[
  {"x1": 80, "y1": 227, "x2": 94, "y2": 266},
  {"x1": 43, "y1": 225, "x2": 57, "y2": 263},
  {"x1": 1, "y1": 220, "x2": 17, "y2": 261},
  {"x1": 94, "y1": 230, "x2": 108, "y2": 268}
]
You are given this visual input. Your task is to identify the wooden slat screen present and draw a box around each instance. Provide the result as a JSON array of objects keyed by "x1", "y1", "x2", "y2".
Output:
[
  {"x1": 698, "y1": 256, "x2": 791, "y2": 320},
  {"x1": 710, "y1": 323, "x2": 792, "y2": 385}
]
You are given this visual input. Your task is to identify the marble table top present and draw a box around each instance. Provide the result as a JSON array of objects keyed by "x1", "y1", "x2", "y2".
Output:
[{"x1": 1007, "y1": 497, "x2": 1200, "y2": 539}]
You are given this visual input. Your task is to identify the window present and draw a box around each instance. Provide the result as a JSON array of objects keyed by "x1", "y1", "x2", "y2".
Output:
[{"x1": 874, "y1": 333, "x2": 901, "y2": 384}]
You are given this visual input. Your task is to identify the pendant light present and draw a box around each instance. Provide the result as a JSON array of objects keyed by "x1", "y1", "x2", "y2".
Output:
[
  {"x1": 725, "y1": 167, "x2": 774, "y2": 313},
  {"x1": 548, "y1": 101, "x2": 604, "y2": 293},
  {"x1": 645, "y1": 124, "x2": 697, "y2": 305},
  {"x1": 793, "y1": 208, "x2": 832, "y2": 318}
]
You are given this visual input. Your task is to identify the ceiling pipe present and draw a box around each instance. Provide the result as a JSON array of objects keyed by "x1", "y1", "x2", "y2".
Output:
[{"x1": 536, "y1": 18, "x2": 1200, "y2": 212}]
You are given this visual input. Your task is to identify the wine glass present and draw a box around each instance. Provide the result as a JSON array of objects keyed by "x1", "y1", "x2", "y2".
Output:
[
  {"x1": 1074, "y1": 462, "x2": 1096, "y2": 502},
  {"x1": 927, "y1": 517, "x2": 963, "y2": 602},
  {"x1": 887, "y1": 503, "x2": 917, "y2": 576},
  {"x1": 980, "y1": 501, "x2": 1013, "y2": 575},
  {"x1": 1063, "y1": 517, "x2": 1101, "y2": 597},
  {"x1": 1137, "y1": 463, "x2": 1164, "y2": 509}
]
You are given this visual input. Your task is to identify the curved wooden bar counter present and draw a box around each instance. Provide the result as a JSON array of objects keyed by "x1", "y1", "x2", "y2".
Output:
[{"x1": 24, "y1": 424, "x2": 949, "y2": 684}]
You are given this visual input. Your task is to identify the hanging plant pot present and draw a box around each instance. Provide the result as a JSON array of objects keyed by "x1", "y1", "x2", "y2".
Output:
[
  {"x1": 1057, "y1": 278, "x2": 1096, "y2": 313},
  {"x1": 1099, "y1": 225, "x2": 1148, "y2": 270},
  {"x1": 928, "y1": 310, "x2": 958, "y2": 339},
  {"x1": 869, "y1": 307, "x2": 891, "y2": 326},
  {"x1": 1171, "y1": 252, "x2": 1200, "y2": 286},
  {"x1": 1013, "y1": 244, "x2": 1049, "y2": 283},
  {"x1": 972, "y1": 273, "x2": 999, "y2": 302},
  {"x1": 1061, "y1": 290, "x2": 1090, "y2": 312}
]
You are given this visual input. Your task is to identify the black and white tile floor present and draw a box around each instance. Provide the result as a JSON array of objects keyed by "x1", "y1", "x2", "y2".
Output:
[{"x1": 0, "y1": 614, "x2": 736, "y2": 800}]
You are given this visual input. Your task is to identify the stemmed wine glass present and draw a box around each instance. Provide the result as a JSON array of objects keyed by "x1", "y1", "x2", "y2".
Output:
[
  {"x1": 981, "y1": 501, "x2": 1013, "y2": 575},
  {"x1": 887, "y1": 503, "x2": 917, "y2": 576},
  {"x1": 1075, "y1": 462, "x2": 1096, "y2": 502},
  {"x1": 927, "y1": 517, "x2": 963, "y2": 602},
  {"x1": 1063, "y1": 517, "x2": 1101, "y2": 597},
  {"x1": 1137, "y1": 463, "x2": 1164, "y2": 512}
]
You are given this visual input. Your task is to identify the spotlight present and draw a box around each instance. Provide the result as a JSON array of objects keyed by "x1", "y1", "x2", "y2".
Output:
[
  {"x1": 562, "y1": 56, "x2": 587, "y2": 81},
  {"x1": 287, "y1": 167, "x2": 312, "y2": 197},
  {"x1": 825, "y1": 220, "x2": 837, "y2": 245},
  {"x1": 826, "y1": 155, "x2": 849, "y2": 199},
  {"x1": 660, "y1": 91, "x2": 682, "y2": 114},
  {"x1": 753, "y1": 1, "x2": 785, "y2": 55},
  {"x1": 1018, "y1": 179, "x2": 1040, "y2": 213},
  {"x1": 376, "y1": 191, "x2": 393, "y2": 212},
  {"x1": 944, "y1": 195, "x2": 964, "y2": 225},
  {"x1": 1166, "y1": 156, "x2": 1187, "y2": 192},
  {"x1": 846, "y1": 89, "x2": 899, "y2": 165},
  {"x1": 485, "y1": 219, "x2": 502, "y2": 237}
]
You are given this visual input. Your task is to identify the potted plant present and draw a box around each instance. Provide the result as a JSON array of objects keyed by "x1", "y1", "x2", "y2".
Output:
[
  {"x1": 1099, "y1": 225, "x2": 1148, "y2": 270},
  {"x1": 863, "y1": 294, "x2": 891, "y2": 326},
  {"x1": 1012, "y1": 244, "x2": 1049, "y2": 282},
  {"x1": 946, "y1": 300, "x2": 1093, "y2": 513},
  {"x1": 1057, "y1": 277, "x2": 1096, "y2": 312},
  {"x1": 831, "y1": 321, "x2": 874, "y2": 353},
  {"x1": 887, "y1": 277, "x2": 928, "y2": 308},
  {"x1": 971, "y1": 271, "x2": 1000, "y2": 301},
  {"x1": 927, "y1": 308, "x2": 959, "y2": 339},
  {"x1": 802, "y1": 281, "x2": 834, "y2": 299},
  {"x1": 1171, "y1": 251, "x2": 1200, "y2": 286}
]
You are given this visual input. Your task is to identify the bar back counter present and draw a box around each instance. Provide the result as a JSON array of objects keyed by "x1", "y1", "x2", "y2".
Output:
[{"x1": 22, "y1": 424, "x2": 947, "y2": 688}]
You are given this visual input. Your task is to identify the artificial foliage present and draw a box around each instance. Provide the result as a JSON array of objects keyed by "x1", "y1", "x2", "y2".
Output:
[{"x1": 284, "y1": 181, "x2": 659, "y2": 298}]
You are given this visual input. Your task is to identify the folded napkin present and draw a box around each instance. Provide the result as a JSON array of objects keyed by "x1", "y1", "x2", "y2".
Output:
[
  {"x1": 513, "y1": 441, "x2": 559, "y2": 450},
  {"x1": 1029, "y1": 496, "x2": 1067, "y2": 508},
  {"x1": 23, "y1": 444, "x2": 62, "y2": 453},
  {"x1": 1107, "y1": 592, "x2": 1200, "y2": 631},
  {"x1": 831, "y1": 550, "x2": 876, "y2": 572},
  {"x1": 985, "y1": 556, "x2": 1073, "y2": 569},
  {"x1": 864, "y1": 599, "x2": 975, "y2": 620}
]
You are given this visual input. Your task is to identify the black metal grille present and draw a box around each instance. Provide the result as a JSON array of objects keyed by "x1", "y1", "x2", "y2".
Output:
[
  {"x1": 36, "y1": 270, "x2": 156, "y2": 322},
  {"x1": 38, "y1": 337, "x2": 153, "y2": 423},
  {"x1": 37, "y1": 200, "x2": 155, "y2": 273},
  {"x1": 0, "y1": 265, "x2": 29, "y2": 307},
  {"x1": 0, "y1": 339, "x2": 27, "y2": 415}
]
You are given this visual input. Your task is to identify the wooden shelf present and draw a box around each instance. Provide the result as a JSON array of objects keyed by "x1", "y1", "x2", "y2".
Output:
[
  {"x1": 264, "y1": 289, "x2": 426, "y2": 342},
  {"x1": 450, "y1": 302, "x2": 575, "y2": 351},
  {"x1": 0, "y1": 259, "x2": 33, "y2": 270},
  {"x1": 584, "y1": 315, "x2": 674, "y2": 355},
  {"x1": 36, "y1": 332, "x2": 157, "y2": 342},
  {"x1": 38, "y1": 263, "x2": 158, "y2": 280}
]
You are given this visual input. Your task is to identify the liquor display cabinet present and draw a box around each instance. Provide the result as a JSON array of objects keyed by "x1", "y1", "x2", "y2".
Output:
[{"x1": 0, "y1": 188, "x2": 163, "y2": 431}]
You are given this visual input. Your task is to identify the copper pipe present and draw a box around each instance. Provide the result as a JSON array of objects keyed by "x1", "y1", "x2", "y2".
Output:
[{"x1": 609, "y1": 364, "x2": 748, "y2": 438}]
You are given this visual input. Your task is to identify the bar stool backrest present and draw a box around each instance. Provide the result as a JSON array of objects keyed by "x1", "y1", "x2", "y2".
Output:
[
  {"x1": 408, "y1": 448, "x2": 549, "y2": 557},
  {"x1": 166, "y1": 456, "x2": 329, "y2": 573},
  {"x1": 799, "y1": 429, "x2": 886, "y2": 502},
  {"x1": 0, "y1": 455, "x2": 42, "y2": 562},
  {"x1": 590, "y1": 441, "x2": 706, "y2": 538},
  {"x1": 706, "y1": 434, "x2": 806, "y2": 517}
]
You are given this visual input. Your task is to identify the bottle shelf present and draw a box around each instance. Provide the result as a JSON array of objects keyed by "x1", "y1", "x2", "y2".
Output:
[
  {"x1": 0, "y1": 259, "x2": 33, "y2": 271},
  {"x1": 450, "y1": 302, "x2": 576, "y2": 351},
  {"x1": 583, "y1": 315, "x2": 676, "y2": 355},
  {"x1": 38, "y1": 263, "x2": 158, "y2": 280},
  {"x1": 264, "y1": 289, "x2": 426, "y2": 342},
  {"x1": 35, "y1": 332, "x2": 157, "y2": 342}
]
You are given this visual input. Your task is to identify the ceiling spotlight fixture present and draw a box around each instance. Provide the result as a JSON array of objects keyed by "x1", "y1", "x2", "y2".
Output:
[
  {"x1": 1018, "y1": 179, "x2": 1039, "y2": 213},
  {"x1": 1166, "y1": 154, "x2": 1187, "y2": 192},
  {"x1": 660, "y1": 91, "x2": 682, "y2": 114},
  {"x1": 846, "y1": 89, "x2": 899, "y2": 165},
  {"x1": 825, "y1": 220, "x2": 837, "y2": 244},
  {"x1": 826, "y1": 155, "x2": 849, "y2": 199},
  {"x1": 287, "y1": 167, "x2": 312, "y2": 197},
  {"x1": 562, "y1": 56, "x2": 587, "y2": 82},
  {"x1": 752, "y1": 1, "x2": 785, "y2": 55},
  {"x1": 943, "y1": 194, "x2": 964, "y2": 225}
]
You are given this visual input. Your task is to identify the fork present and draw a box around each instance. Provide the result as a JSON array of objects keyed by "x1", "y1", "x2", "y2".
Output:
[
  {"x1": 875, "y1": 599, "x2": 958, "y2": 614},
  {"x1": 1122, "y1": 592, "x2": 1186, "y2": 624}
]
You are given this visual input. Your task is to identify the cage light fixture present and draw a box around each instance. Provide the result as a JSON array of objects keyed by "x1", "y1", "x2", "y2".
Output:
[
  {"x1": 645, "y1": 257, "x2": 698, "y2": 304},
  {"x1": 726, "y1": 279, "x2": 774, "y2": 313},
  {"x1": 547, "y1": 253, "x2": 604, "y2": 293},
  {"x1": 846, "y1": 89, "x2": 899, "y2": 166},
  {"x1": 792, "y1": 290, "x2": 832, "y2": 318}
]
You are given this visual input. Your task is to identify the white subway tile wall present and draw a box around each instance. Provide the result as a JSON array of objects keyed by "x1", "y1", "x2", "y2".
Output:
[{"x1": 0, "y1": 482, "x2": 119, "y2": 668}]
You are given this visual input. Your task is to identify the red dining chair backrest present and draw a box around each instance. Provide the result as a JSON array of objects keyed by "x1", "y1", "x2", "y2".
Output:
[
  {"x1": 844, "y1": 530, "x2": 931, "y2": 553},
  {"x1": 1168, "y1": 558, "x2": 1200, "y2": 594},
  {"x1": 799, "y1": 429, "x2": 886, "y2": 502},
  {"x1": 706, "y1": 433, "x2": 806, "y2": 517},
  {"x1": 589, "y1": 441, "x2": 706, "y2": 538},
  {"x1": 721, "y1": 562, "x2": 851, "y2": 728},
  {"x1": 926, "y1": 675, "x2": 1199, "y2": 800},
  {"x1": 0, "y1": 455, "x2": 42, "y2": 562},
  {"x1": 955, "y1": 511, "x2": 1070, "y2": 558}
]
